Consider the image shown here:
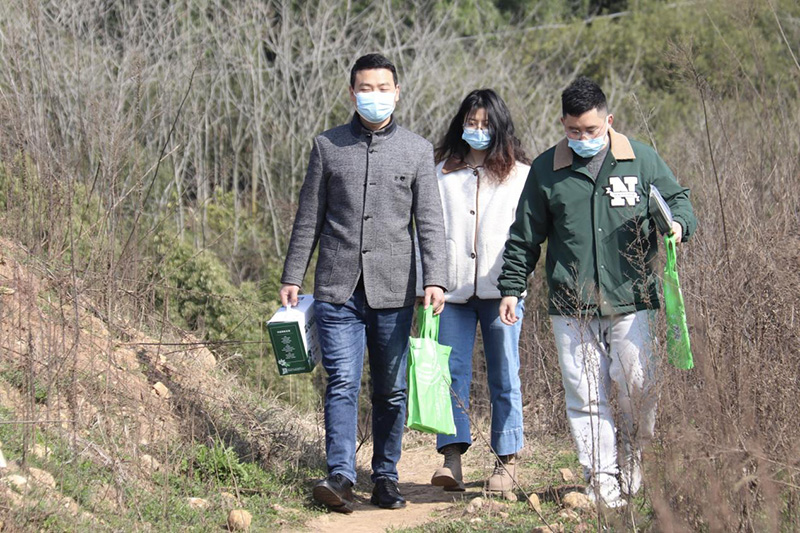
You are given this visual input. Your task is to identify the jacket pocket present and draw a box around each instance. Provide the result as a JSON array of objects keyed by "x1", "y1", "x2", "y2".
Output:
[
  {"x1": 390, "y1": 241, "x2": 414, "y2": 293},
  {"x1": 383, "y1": 175, "x2": 413, "y2": 207},
  {"x1": 392, "y1": 175, "x2": 411, "y2": 188},
  {"x1": 315, "y1": 234, "x2": 340, "y2": 286}
]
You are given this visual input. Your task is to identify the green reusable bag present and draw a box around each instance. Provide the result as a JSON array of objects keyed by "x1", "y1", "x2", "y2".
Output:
[
  {"x1": 406, "y1": 305, "x2": 456, "y2": 435},
  {"x1": 663, "y1": 234, "x2": 694, "y2": 369}
]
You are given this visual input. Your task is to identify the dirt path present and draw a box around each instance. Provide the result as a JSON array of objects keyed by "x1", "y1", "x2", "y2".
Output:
[{"x1": 291, "y1": 439, "x2": 476, "y2": 532}]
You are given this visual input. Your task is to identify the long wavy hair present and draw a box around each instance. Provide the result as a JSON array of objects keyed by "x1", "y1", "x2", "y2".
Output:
[{"x1": 434, "y1": 89, "x2": 530, "y2": 183}]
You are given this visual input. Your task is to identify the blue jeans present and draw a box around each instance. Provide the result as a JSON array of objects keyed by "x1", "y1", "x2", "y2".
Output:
[
  {"x1": 314, "y1": 289, "x2": 413, "y2": 484},
  {"x1": 436, "y1": 297, "x2": 524, "y2": 456}
]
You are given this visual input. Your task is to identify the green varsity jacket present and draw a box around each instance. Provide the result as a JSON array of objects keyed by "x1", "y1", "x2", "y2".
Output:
[{"x1": 497, "y1": 128, "x2": 697, "y2": 316}]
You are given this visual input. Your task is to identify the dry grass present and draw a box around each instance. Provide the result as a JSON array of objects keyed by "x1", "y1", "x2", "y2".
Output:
[
  {"x1": 0, "y1": 0, "x2": 799, "y2": 531},
  {"x1": 0, "y1": 238, "x2": 325, "y2": 529}
]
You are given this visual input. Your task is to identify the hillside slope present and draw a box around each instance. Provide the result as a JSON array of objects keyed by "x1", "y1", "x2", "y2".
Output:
[{"x1": 0, "y1": 238, "x2": 323, "y2": 531}]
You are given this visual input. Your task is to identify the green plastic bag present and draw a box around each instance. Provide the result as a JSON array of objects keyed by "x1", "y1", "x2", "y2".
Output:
[
  {"x1": 406, "y1": 305, "x2": 456, "y2": 435},
  {"x1": 663, "y1": 234, "x2": 694, "y2": 369}
]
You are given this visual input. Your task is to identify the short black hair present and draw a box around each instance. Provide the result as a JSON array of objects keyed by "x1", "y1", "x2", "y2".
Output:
[
  {"x1": 561, "y1": 76, "x2": 608, "y2": 117},
  {"x1": 350, "y1": 53, "x2": 398, "y2": 88}
]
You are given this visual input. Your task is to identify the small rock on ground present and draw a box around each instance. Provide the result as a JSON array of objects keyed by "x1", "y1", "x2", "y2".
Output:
[
  {"x1": 465, "y1": 496, "x2": 483, "y2": 514},
  {"x1": 500, "y1": 490, "x2": 517, "y2": 501},
  {"x1": 28, "y1": 467, "x2": 56, "y2": 488},
  {"x1": 220, "y1": 491, "x2": 238, "y2": 507},
  {"x1": 186, "y1": 497, "x2": 210, "y2": 510},
  {"x1": 467, "y1": 496, "x2": 511, "y2": 515},
  {"x1": 489, "y1": 500, "x2": 510, "y2": 513},
  {"x1": 60, "y1": 495, "x2": 80, "y2": 515},
  {"x1": 559, "y1": 468, "x2": 575, "y2": 482},
  {"x1": 526, "y1": 493, "x2": 542, "y2": 514},
  {"x1": 562, "y1": 491, "x2": 593, "y2": 510},
  {"x1": 152, "y1": 382, "x2": 171, "y2": 399},
  {"x1": 1, "y1": 475, "x2": 28, "y2": 492},
  {"x1": 139, "y1": 454, "x2": 161, "y2": 472},
  {"x1": 227, "y1": 509, "x2": 252, "y2": 531},
  {"x1": 558, "y1": 509, "x2": 581, "y2": 521}
]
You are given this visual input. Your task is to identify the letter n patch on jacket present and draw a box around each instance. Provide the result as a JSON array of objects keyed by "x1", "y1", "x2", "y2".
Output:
[{"x1": 604, "y1": 176, "x2": 640, "y2": 207}]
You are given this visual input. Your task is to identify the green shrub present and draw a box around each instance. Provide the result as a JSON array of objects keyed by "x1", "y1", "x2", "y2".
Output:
[
  {"x1": 0, "y1": 367, "x2": 48, "y2": 404},
  {"x1": 152, "y1": 234, "x2": 267, "y2": 351},
  {"x1": 150, "y1": 231, "x2": 320, "y2": 406},
  {"x1": 182, "y1": 439, "x2": 267, "y2": 489}
]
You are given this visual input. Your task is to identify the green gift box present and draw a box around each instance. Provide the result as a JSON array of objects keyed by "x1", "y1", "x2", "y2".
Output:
[{"x1": 267, "y1": 295, "x2": 321, "y2": 375}]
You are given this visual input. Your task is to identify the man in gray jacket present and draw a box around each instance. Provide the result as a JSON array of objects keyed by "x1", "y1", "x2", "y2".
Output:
[{"x1": 279, "y1": 54, "x2": 447, "y2": 513}]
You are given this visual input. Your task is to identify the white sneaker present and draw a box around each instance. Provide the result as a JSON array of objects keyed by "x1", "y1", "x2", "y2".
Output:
[
  {"x1": 619, "y1": 452, "x2": 642, "y2": 496},
  {"x1": 585, "y1": 474, "x2": 627, "y2": 509}
]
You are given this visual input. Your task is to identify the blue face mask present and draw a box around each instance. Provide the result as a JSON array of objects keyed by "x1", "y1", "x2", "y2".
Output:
[
  {"x1": 462, "y1": 127, "x2": 492, "y2": 151},
  {"x1": 567, "y1": 119, "x2": 609, "y2": 158},
  {"x1": 355, "y1": 91, "x2": 396, "y2": 124}
]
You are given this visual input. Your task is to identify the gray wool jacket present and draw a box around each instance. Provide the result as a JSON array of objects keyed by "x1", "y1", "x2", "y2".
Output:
[{"x1": 281, "y1": 114, "x2": 448, "y2": 309}]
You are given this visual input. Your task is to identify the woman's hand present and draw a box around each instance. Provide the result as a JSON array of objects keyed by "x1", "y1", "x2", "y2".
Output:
[
  {"x1": 499, "y1": 296, "x2": 519, "y2": 325},
  {"x1": 423, "y1": 286, "x2": 446, "y2": 315}
]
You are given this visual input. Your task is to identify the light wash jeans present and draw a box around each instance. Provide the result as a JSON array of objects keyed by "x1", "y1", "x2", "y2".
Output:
[
  {"x1": 550, "y1": 310, "x2": 658, "y2": 486},
  {"x1": 314, "y1": 288, "x2": 414, "y2": 484},
  {"x1": 436, "y1": 297, "x2": 525, "y2": 456}
]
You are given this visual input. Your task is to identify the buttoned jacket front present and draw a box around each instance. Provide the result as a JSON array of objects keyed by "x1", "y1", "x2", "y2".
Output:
[
  {"x1": 282, "y1": 114, "x2": 447, "y2": 309},
  {"x1": 498, "y1": 128, "x2": 697, "y2": 316},
  {"x1": 426, "y1": 158, "x2": 530, "y2": 303}
]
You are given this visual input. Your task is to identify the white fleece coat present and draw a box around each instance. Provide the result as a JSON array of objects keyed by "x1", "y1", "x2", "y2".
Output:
[{"x1": 418, "y1": 158, "x2": 530, "y2": 303}]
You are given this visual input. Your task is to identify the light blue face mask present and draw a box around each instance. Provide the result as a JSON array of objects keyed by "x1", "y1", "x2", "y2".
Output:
[
  {"x1": 567, "y1": 119, "x2": 609, "y2": 158},
  {"x1": 462, "y1": 127, "x2": 492, "y2": 151},
  {"x1": 355, "y1": 91, "x2": 396, "y2": 124}
]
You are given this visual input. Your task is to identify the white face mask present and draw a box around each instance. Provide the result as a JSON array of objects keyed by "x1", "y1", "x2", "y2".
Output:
[
  {"x1": 355, "y1": 91, "x2": 396, "y2": 123},
  {"x1": 462, "y1": 127, "x2": 492, "y2": 150},
  {"x1": 567, "y1": 117, "x2": 609, "y2": 158}
]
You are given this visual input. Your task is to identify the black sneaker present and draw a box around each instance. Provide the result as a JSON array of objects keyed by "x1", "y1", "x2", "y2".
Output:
[
  {"x1": 370, "y1": 477, "x2": 406, "y2": 509},
  {"x1": 312, "y1": 473, "x2": 355, "y2": 514}
]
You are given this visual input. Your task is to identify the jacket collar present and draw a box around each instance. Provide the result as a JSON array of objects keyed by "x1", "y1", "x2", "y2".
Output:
[
  {"x1": 441, "y1": 156, "x2": 470, "y2": 174},
  {"x1": 553, "y1": 127, "x2": 635, "y2": 171},
  {"x1": 441, "y1": 155, "x2": 490, "y2": 174},
  {"x1": 349, "y1": 112, "x2": 397, "y2": 139}
]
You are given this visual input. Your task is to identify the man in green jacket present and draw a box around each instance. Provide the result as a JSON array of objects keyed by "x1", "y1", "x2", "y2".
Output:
[{"x1": 498, "y1": 77, "x2": 697, "y2": 508}]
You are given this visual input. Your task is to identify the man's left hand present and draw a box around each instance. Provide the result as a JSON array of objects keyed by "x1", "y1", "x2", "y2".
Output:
[
  {"x1": 670, "y1": 221, "x2": 683, "y2": 243},
  {"x1": 423, "y1": 286, "x2": 445, "y2": 315}
]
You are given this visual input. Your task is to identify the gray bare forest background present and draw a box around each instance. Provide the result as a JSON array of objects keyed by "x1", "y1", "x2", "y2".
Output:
[{"x1": 1, "y1": 0, "x2": 799, "y2": 530}]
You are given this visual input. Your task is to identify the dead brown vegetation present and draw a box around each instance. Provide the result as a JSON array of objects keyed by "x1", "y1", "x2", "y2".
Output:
[
  {"x1": 0, "y1": 0, "x2": 799, "y2": 530},
  {"x1": 0, "y1": 238, "x2": 322, "y2": 527}
]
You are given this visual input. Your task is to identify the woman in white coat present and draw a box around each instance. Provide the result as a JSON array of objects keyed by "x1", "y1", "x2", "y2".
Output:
[{"x1": 429, "y1": 89, "x2": 531, "y2": 493}]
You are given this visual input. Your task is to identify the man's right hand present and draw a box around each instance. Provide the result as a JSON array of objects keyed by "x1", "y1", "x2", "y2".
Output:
[
  {"x1": 499, "y1": 296, "x2": 519, "y2": 325},
  {"x1": 279, "y1": 284, "x2": 300, "y2": 308}
]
